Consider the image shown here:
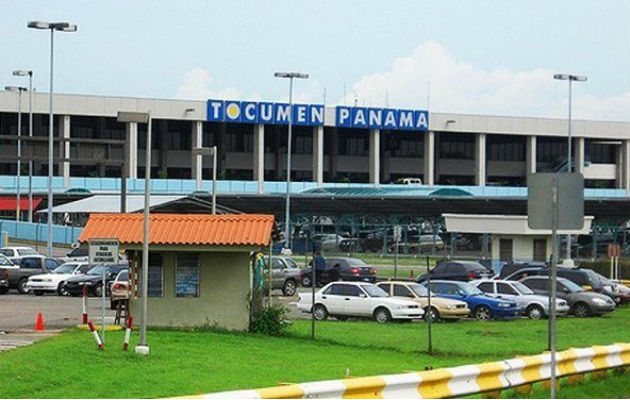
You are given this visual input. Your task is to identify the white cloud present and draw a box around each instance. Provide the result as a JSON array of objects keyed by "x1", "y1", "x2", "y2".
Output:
[
  {"x1": 174, "y1": 67, "x2": 261, "y2": 101},
  {"x1": 339, "y1": 41, "x2": 630, "y2": 121}
]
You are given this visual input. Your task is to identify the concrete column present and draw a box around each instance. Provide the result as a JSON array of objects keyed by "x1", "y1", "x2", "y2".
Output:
[
  {"x1": 424, "y1": 131, "x2": 435, "y2": 186},
  {"x1": 526, "y1": 135, "x2": 537, "y2": 175},
  {"x1": 58, "y1": 115, "x2": 70, "y2": 187},
  {"x1": 253, "y1": 124, "x2": 265, "y2": 193},
  {"x1": 475, "y1": 132, "x2": 486, "y2": 186},
  {"x1": 369, "y1": 128, "x2": 380, "y2": 185},
  {"x1": 618, "y1": 140, "x2": 630, "y2": 190},
  {"x1": 124, "y1": 122, "x2": 138, "y2": 179},
  {"x1": 191, "y1": 121, "x2": 203, "y2": 180},
  {"x1": 158, "y1": 120, "x2": 168, "y2": 177},
  {"x1": 312, "y1": 125, "x2": 324, "y2": 187},
  {"x1": 574, "y1": 137, "x2": 585, "y2": 174},
  {"x1": 329, "y1": 128, "x2": 338, "y2": 181}
]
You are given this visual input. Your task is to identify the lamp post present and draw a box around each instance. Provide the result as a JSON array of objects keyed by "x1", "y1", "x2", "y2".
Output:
[
  {"x1": 117, "y1": 111, "x2": 151, "y2": 355},
  {"x1": 13, "y1": 70, "x2": 33, "y2": 222},
  {"x1": 192, "y1": 146, "x2": 217, "y2": 214},
  {"x1": 28, "y1": 21, "x2": 77, "y2": 257},
  {"x1": 274, "y1": 72, "x2": 308, "y2": 249},
  {"x1": 553, "y1": 73, "x2": 587, "y2": 262},
  {"x1": 5, "y1": 86, "x2": 27, "y2": 221}
]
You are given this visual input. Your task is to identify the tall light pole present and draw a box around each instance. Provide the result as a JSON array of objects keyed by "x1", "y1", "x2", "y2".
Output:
[
  {"x1": 192, "y1": 146, "x2": 217, "y2": 214},
  {"x1": 117, "y1": 111, "x2": 151, "y2": 355},
  {"x1": 5, "y1": 86, "x2": 27, "y2": 221},
  {"x1": 274, "y1": 72, "x2": 308, "y2": 249},
  {"x1": 553, "y1": 73, "x2": 587, "y2": 262},
  {"x1": 28, "y1": 21, "x2": 77, "y2": 257},
  {"x1": 13, "y1": 70, "x2": 33, "y2": 222}
]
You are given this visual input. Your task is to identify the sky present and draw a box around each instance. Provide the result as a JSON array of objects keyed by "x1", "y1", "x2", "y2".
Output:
[{"x1": 1, "y1": 1, "x2": 629, "y2": 120}]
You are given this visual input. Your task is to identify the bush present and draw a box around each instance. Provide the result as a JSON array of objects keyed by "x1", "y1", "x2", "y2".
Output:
[
  {"x1": 579, "y1": 259, "x2": 630, "y2": 279},
  {"x1": 250, "y1": 304, "x2": 290, "y2": 336}
]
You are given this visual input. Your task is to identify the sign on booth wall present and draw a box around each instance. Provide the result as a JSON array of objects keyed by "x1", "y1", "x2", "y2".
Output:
[
  {"x1": 206, "y1": 99, "x2": 430, "y2": 131},
  {"x1": 88, "y1": 238, "x2": 119, "y2": 265}
]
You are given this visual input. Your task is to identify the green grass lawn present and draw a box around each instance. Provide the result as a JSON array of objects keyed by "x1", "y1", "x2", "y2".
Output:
[{"x1": 0, "y1": 306, "x2": 628, "y2": 398}]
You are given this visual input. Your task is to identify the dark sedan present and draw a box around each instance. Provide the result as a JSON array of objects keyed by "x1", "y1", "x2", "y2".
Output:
[
  {"x1": 520, "y1": 276, "x2": 617, "y2": 317},
  {"x1": 300, "y1": 257, "x2": 376, "y2": 287},
  {"x1": 416, "y1": 261, "x2": 493, "y2": 283},
  {"x1": 65, "y1": 264, "x2": 128, "y2": 297}
]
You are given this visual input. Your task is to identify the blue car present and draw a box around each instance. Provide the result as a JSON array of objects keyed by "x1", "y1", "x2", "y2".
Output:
[{"x1": 423, "y1": 280, "x2": 521, "y2": 321}]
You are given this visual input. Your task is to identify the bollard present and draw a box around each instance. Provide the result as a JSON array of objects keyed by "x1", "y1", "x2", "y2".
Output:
[
  {"x1": 123, "y1": 315, "x2": 134, "y2": 351},
  {"x1": 82, "y1": 285, "x2": 88, "y2": 324},
  {"x1": 87, "y1": 320, "x2": 104, "y2": 350}
]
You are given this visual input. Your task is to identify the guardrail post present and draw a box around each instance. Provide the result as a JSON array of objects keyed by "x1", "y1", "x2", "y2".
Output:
[
  {"x1": 590, "y1": 370, "x2": 607, "y2": 380},
  {"x1": 567, "y1": 373, "x2": 585, "y2": 385},
  {"x1": 481, "y1": 389, "x2": 502, "y2": 399},
  {"x1": 514, "y1": 384, "x2": 532, "y2": 396}
]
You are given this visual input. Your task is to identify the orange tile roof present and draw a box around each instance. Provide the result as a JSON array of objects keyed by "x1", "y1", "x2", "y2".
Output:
[{"x1": 78, "y1": 213, "x2": 275, "y2": 247}]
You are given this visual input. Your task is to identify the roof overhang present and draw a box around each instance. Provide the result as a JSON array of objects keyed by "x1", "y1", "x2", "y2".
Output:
[{"x1": 443, "y1": 214, "x2": 594, "y2": 235}]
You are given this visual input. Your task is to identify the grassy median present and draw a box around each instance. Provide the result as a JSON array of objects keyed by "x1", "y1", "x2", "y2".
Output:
[{"x1": 0, "y1": 306, "x2": 627, "y2": 398}]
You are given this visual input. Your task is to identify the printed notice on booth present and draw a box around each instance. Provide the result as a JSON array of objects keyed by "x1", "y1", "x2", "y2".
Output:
[{"x1": 89, "y1": 238, "x2": 119, "y2": 264}]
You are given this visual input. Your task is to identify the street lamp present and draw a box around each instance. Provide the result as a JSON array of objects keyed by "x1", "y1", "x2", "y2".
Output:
[
  {"x1": 117, "y1": 111, "x2": 151, "y2": 356},
  {"x1": 274, "y1": 72, "x2": 308, "y2": 249},
  {"x1": 553, "y1": 73, "x2": 587, "y2": 262},
  {"x1": 5, "y1": 86, "x2": 27, "y2": 221},
  {"x1": 192, "y1": 146, "x2": 217, "y2": 214},
  {"x1": 13, "y1": 70, "x2": 34, "y2": 222},
  {"x1": 28, "y1": 20, "x2": 77, "y2": 257}
]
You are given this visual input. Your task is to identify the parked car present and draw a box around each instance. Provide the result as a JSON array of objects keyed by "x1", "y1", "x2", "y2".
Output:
[
  {"x1": 65, "y1": 264, "x2": 128, "y2": 297},
  {"x1": 26, "y1": 261, "x2": 91, "y2": 296},
  {"x1": 0, "y1": 254, "x2": 14, "y2": 294},
  {"x1": 520, "y1": 276, "x2": 617, "y2": 317},
  {"x1": 416, "y1": 261, "x2": 493, "y2": 283},
  {"x1": 423, "y1": 280, "x2": 521, "y2": 321},
  {"x1": 376, "y1": 281, "x2": 469, "y2": 322},
  {"x1": 263, "y1": 256, "x2": 301, "y2": 296},
  {"x1": 531, "y1": 267, "x2": 619, "y2": 303},
  {"x1": 0, "y1": 246, "x2": 41, "y2": 263},
  {"x1": 300, "y1": 257, "x2": 377, "y2": 287},
  {"x1": 297, "y1": 282, "x2": 423, "y2": 323},
  {"x1": 472, "y1": 279, "x2": 569, "y2": 319},
  {"x1": 110, "y1": 269, "x2": 129, "y2": 309},
  {"x1": 63, "y1": 246, "x2": 89, "y2": 262},
  {"x1": 1, "y1": 256, "x2": 63, "y2": 294},
  {"x1": 497, "y1": 261, "x2": 547, "y2": 279}
]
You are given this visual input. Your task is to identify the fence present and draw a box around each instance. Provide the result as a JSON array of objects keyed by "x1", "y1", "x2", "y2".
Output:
[
  {"x1": 177, "y1": 342, "x2": 630, "y2": 399},
  {"x1": 0, "y1": 220, "x2": 82, "y2": 246}
]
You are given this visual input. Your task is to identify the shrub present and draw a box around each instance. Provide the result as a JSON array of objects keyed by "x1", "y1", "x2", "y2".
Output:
[
  {"x1": 250, "y1": 304, "x2": 290, "y2": 336},
  {"x1": 579, "y1": 259, "x2": 630, "y2": 279}
]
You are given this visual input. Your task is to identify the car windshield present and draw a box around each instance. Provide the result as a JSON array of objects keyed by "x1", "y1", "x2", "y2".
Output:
[
  {"x1": 17, "y1": 248, "x2": 39, "y2": 256},
  {"x1": 511, "y1": 281, "x2": 534, "y2": 295},
  {"x1": 363, "y1": 285, "x2": 388, "y2": 297},
  {"x1": 53, "y1": 264, "x2": 76, "y2": 274},
  {"x1": 560, "y1": 279, "x2": 584, "y2": 293},
  {"x1": 284, "y1": 258, "x2": 299, "y2": 269},
  {"x1": 0, "y1": 249, "x2": 12, "y2": 256},
  {"x1": 346, "y1": 259, "x2": 367, "y2": 267},
  {"x1": 460, "y1": 283, "x2": 484, "y2": 296},
  {"x1": 409, "y1": 284, "x2": 434, "y2": 297},
  {"x1": 591, "y1": 272, "x2": 610, "y2": 285},
  {"x1": 87, "y1": 266, "x2": 108, "y2": 276}
]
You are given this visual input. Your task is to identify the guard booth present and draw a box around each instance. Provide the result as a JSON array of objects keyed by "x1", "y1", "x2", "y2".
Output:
[{"x1": 78, "y1": 213, "x2": 274, "y2": 330}]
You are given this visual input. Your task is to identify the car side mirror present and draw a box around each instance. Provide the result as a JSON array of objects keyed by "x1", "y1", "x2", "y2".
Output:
[{"x1": 359, "y1": 293, "x2": 366, "y2": 298}]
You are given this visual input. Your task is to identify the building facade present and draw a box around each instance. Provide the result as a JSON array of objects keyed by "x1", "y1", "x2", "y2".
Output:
[{"x1": 1, "y1": 91, "x2": 629, "y2": 191}]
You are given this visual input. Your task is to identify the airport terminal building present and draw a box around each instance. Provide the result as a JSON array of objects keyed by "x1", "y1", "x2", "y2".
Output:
[{"x1": 1, "y1": 91, "x2": 629, "y2": 191}]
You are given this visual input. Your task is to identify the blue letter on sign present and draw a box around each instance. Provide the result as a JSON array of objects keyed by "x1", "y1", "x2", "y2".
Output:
[
  {"x1": 397, "y1": 110, "x2": 414, "y2": 130},
  {"x1": 414, "y1": 110, "x2": 429, "y2": 131},
  {"x1": 383, "y1": 109, "x2": 397, "y2": 129},
  {"x1": 293, "y1": 104, "x2": 310, "y2": 125},
  {"x1": 207, "y1": 100, "x2": 224, "y2": 122},
  {"x1": 336, "y1": 106, "x2": 352, "y2": 127},
  {"x1": 241, "y1": 102, "x2": 258, "y2": 123},
  {"x1": 259, "y1": 102, "x2": 274, "y2": 123},
  {"x1": 367, "y1": 109, "x2": 382, "y2": 129},
  {"x1": 275, "y1": 103, "x2": 290, "y2": 124},
  {"x1": 311, "y1": 105, "x2": 324, "y2": 125},
  {"x1": 224, "y1": 101, "x2": 242, "y2": 122}
]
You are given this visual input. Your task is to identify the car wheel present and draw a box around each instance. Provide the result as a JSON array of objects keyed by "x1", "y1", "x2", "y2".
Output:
[
  {"x1": 57, "y1": 282, "x2": 68, "y2": 296},
  {"x1": 92, "y1": 284, "x2": 102, "y2": 297},
  {"x1": 573, "y1": 302, "x2": 591, "y2": 318},
  {"x1": 301, "y1": 275, "x2": 312, "y2": 287},
  {"x1": 34, "y1": 290, "x2": 43, "y2": 296},
  {"x1": 282, "y1": 280, "x2": 297, "y2": 296},
  {"x1": 110, "y1": 300, "x2": 117, "y2": 310},
  {"x1": 374, "y1": 307, "x2": 392, "y2": 324},
  {"x1": 474, "y1": 305, "x2": 492, "y2": 321},
  {"x1": 17, "y1": 279, "x2": 30, "y2": 294},
  {"x1": 0, "y1": 287, "x2": 7, "y2": 295},
  {"x1": 313, "y1": 304, "x2": 328, "y2": 321},
  {"x1": 525, "y1": 304, "x2": 544, "y2": 320},
  {"x1": 424, "y1": 306, "x2": 440, "y2": 322}
]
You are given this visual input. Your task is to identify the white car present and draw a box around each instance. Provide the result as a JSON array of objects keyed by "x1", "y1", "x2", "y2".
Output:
[
  {"x1": 0, "y1": 246, "x2": 41, "y2": 263},
  {"x1": 27, "y1": 261, "x2": 91, "y2": 296},
  {"x1": 472, "y1": 279, "x2": 570, "y2": 319},
  {"x1": 298, "y1": 281, "x2": 424, "y2": 323}
]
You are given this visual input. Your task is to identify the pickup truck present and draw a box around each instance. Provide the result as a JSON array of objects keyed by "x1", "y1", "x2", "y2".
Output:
[{"x1": 1, "y1": 256, "x2": 63, "y2": 294}]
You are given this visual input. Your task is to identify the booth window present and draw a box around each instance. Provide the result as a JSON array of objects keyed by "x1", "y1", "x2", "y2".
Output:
[
  {"x1": 176, "y1": 253, "x2": 200, "y2": 297},
  {"x1": 148, "y1": 253, "x2": 164, "y2": 297}
]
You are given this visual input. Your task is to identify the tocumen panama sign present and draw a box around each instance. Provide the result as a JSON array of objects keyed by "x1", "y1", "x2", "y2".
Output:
[{"x1": 206, "y1": 99, "x2": 430, "y2": 131}]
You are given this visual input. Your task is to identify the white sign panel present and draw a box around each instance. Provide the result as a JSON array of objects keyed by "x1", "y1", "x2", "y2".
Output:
[{"x1": 89, "y1": 238, "x2": 119, "y2": 264}]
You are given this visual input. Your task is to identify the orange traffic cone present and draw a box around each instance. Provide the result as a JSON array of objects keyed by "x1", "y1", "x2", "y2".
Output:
[
  {"x1": 35, "y1": 312, "x2": 45, "y2": 331},
  {"x1": 409, "y1": 269, "x2": 415, "y2": 278}
]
